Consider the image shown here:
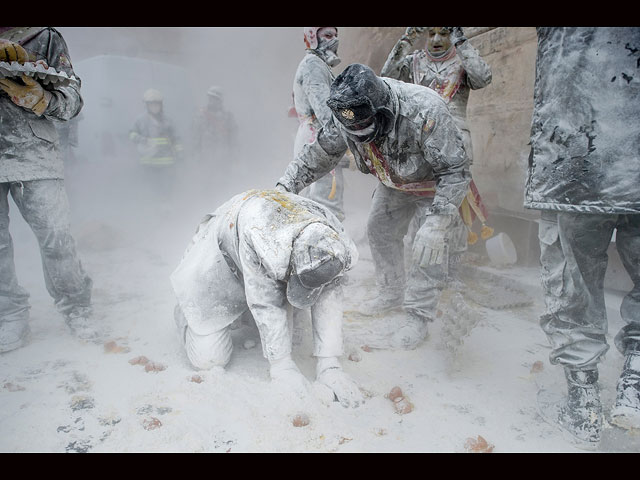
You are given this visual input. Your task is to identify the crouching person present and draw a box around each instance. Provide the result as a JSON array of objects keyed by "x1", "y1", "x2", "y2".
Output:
[{"x1": 170, "y1": 189, "x2": 363, "y2": 408}]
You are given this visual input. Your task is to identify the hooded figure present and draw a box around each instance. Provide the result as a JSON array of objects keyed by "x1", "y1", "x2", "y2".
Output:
[
  {"x1": 277, "y1": 63, "x2": 470, "y2": 350},
  {"x1": 527, "y1": 27, "x2": 640, "y2": 449},
  {"x1": 292, "y1": 27, "x2": 349, "y2": 221},
  {"x1": 0, "y1": 27, "x2": 95, "y2": 351},
  {"x1": 170, "y1": 189, "x2": 363, "y2": 407}
]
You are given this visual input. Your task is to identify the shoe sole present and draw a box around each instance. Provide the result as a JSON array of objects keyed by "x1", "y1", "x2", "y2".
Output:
[{"x1": 610, "y1": 406, "x2": 640, "y2": 431}]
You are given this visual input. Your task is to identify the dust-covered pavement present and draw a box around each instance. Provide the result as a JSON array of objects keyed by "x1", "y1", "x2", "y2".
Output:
[{"x1": 1, "y1": 172, "x2": 638, "y2": 453}]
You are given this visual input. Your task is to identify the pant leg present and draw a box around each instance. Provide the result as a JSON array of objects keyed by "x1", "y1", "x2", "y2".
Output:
[
  {"x1": 0, "y1": 183, "x2": 30, "y2": 324},
  {"x1": 170, "y1": 220, "x2": 249, "y2": 369},
  {"x1": 538, "y1": 210, "x2": 616, "y2": 369},
  {"x1": 403, "y1": 199, "x2": 451, "y2": 320},
  {"x1": 10, "y1": 179, "x2": 92, "y2": 317},
  {"x1": 367, "y1": 184, "x2": 418, "y2": 298},
  {"x1": 310, "y1": 279, "x2": 343, "y2": 358},
  {"x1": 613, "y1": 214, "x2": 640, "y2": 354}
]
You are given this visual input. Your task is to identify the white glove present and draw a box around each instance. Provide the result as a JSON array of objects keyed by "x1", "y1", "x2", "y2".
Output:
[
  {"x1": 315, "y1": 357, "x2": 364, "y2": 408},
  {"x1": 413, "y1": 214, "x2": 452, "y2": 267},
  {"x1": 402, "y1": 27, "x2": 427, "y2": 43},
  {"x1": 448, "y1": 27, "x2": 467, "y2": 46}
]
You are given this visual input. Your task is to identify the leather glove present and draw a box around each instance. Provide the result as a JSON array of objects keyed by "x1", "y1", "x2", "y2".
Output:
[
  {"x1": 0, "y1": 75, "x2": 51, "y2": 116},
  {"x1": 0, "y1": 39, "x2": 29, "y2": 63},
  {"x1": 448, "y1": 27, "x2": 467, "y2": 46},
  {"x1": 413, "y1": 214, "x2": 452, "y2": 267},
  {"x1": 402, "y1": 27, "x2": 427, "y2": 44}
]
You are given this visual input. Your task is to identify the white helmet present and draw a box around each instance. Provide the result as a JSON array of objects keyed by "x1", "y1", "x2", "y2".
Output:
[
  {"x1": 143, "y1": 88, "x2": 163, "y2": 102},
  {"x1": 206, "y1": 85, "x2": 223, "y2": 99},
  {"x1": 303, "y1": 27, "x2": 338, "y2": 50}
]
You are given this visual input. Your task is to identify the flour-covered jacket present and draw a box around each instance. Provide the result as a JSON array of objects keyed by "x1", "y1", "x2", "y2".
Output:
[
  {"x1": 129, "y1": 112, "x2": 180, "y2": 166},
  {"x1": 279, "y1": 77, "x2": 470, "y2": 216},
  {"x1": 381, "y1": 41, "x2": 491, "y2": 129},
  {"x1": 0, "y1": 27, "x2": 83, "y2": 182},
  {"x1": 170, "y1": 190, "x2": 358, "y2": 339},
  {"x1": 293, "y1": 52, "x2": 334, "y2": 146},
  {"x1": 524, "y1": 27, "x2": 640, "y2": 214}
]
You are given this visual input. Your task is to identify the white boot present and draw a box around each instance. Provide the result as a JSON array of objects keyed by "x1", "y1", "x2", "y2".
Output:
[
  {"x1": 0, "y1": 320, "x2": 30, "y2": 353},
  {"x1": 65, "y1": 306, "x2": 102, "y2": 341},
  {"x1": 611, "y1": 349, "x2": 640, "y2": 430},
  {"x1": 388, "y1": 314, "x2": 429, "y2": 350},
  {"x1": 358, "y1": 292, "x2": 403, "y2": 316}
]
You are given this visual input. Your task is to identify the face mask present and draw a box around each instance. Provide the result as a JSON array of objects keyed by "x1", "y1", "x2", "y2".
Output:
[
  {"x1": 318, "y1": 38, "x2": 341, "y2": 67},
  {"x1": 147, "y1": 103, "x2": 162, "y2": 115}
]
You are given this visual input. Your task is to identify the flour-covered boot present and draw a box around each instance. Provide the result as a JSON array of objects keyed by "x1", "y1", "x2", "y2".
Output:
[
  {"x1": 388, "y1": 313, "x2": 429, "y2": 350},
  {"x1": 539, "y1": 367, "x2": 602, "y2": 449},
  {"x1": 611, "y1": 347, "x2": 640, "y2": 430},
  {"x1": 0, "y1": 319, "x2": 30, "y2": 353},
  {"x1": 65, "y1": 306, "x2": 101, "y2": 341},
  {"x1": 358, "y1": 291, "x2": 403, "y2": 316}
]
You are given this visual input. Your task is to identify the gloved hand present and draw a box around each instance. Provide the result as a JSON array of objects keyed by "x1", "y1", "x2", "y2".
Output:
[
  {"x1": 402, "y1": 27, "x2": 427, "y2": 43},
  {"x1": 448, "y1": 27, "x2": 467, "y2": 46},
  {"x1": 0, "y1": 39, "x2": 29, "y2": 63},
  {"x1": 0, "y1": 75, "x2": 51, "y2": 116},
  {"x1": 413, "y1": 214, "x2": 452, "y2": 267}
]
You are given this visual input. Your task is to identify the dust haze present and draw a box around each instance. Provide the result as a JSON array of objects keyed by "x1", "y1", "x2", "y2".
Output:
[{"x1": 11, "y1": 27, "x2": 376, "y2": 295}]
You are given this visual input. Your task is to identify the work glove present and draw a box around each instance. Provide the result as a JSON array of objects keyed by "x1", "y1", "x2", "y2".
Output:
[
  {"x1": 447, "y1": 27, "x2": 467, "y2": 46},
  {"x1": 0, "y1": 39, "x2": 29, "y2": 63},
  {"x1": 0, "y1": 75, "x2": 51, "y2": 116},
  {"x1": 402, "y1": 27, "x2": 427, "y2": 44},
  {"x1": 413, "y1": 214, "x2": 452, "y2": 267}
]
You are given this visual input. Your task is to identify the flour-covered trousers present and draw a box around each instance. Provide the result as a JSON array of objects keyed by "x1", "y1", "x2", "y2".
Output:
[
  {"x1": 367, "y1": 183, "x2": 463, "y2": 320},
  {"x1": 538, "y1": 211, "x2": 640, "y2": 370},
  {"x1": 171, "y1": 224, "x2": 343, "y2": 370},
  {"x1": 0, "y1": 180, "x2": 92, "y2": 326}
]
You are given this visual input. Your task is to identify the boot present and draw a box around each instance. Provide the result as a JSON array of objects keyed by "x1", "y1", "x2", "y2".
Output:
[
  {"x1": 610, "y1": 348, "x2": 640, "y2": 430},
  {"x1": 541, "y1": 368, "x2": 602, "y2": 448},
  {"x1": 358, "y1": 292, "x2": 403, "y2": 316},
  {"x1": 65, "y1": 306, "x2": 101, "y2": 341},
  {"x1": 388, "y1": 313, "x2": 429, "y2": 350},
  {"x1": 0, "y1": 319, "x2": 30, "y2": 353}
]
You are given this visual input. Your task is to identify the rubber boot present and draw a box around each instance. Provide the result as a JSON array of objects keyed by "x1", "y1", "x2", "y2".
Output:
[
  {"x1": 552, "y1": 368, "x2": 602, "y2": 448},
  {"x1": 611, "y1": 347, "x2": 640, "y2": 430}
]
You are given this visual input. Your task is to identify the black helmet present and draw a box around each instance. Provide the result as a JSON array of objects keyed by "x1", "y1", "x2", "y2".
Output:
[{"x1": 326, "y1": 63, "x2": 395, "y2": 143}]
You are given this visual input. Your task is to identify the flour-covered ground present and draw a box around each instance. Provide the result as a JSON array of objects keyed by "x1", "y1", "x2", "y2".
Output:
[{"x1": 1, "y1": 168, "x2": 638, "y2": 453}]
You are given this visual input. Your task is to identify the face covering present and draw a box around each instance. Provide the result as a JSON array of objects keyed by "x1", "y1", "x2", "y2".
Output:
[{"x1": 318, "y1": 38, "x2": 341, "y2": 67}]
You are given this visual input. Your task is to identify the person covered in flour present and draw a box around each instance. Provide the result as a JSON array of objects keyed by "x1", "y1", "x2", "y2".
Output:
[
  {"x1": 381, "y1": 27, "x2": 493, "y2": 280},
  {"x1": 527, "y1": 27, "x2": 640, "y2": 449},
  {"x1": 0, "y1": 27, "x2": 95, "y2": 350},
  {"x1": 170, "y1": 189, "x2": 363, "y2": 407},
  {"x1": 276, "y1": 63, "x2": 470, "y2": 350},
  {"x1": 292, "y1": 27, "x2": 350, "y2": 222}
]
